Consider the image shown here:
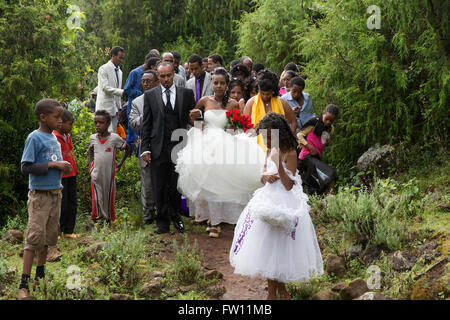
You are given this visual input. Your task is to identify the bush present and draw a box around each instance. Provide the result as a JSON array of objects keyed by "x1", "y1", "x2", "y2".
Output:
[
  {"x1": 236, "y1": 0, "x2": 317, "y2": 74},
  {"x1": 288, "y1": 277, "x2": 322, "y2": 300},
  {"x1": 31, "y1": 271, "x2": 97, "y2": 300},
  {"x1": 172, "y1": 234, "x2": 203, "y2": 285},
  {"x1": 0, "y1": 201, "x2": 28, "y2": 234},
  {"x1": 298, "y1": 0, "x2": 449, "y2": 176},
  {"x1": 0, "y1": 1, "x2": 68, "y2": 223},
  {"x1": 309, "y1": 178, "x2": 417, "y2": 250},
  {"x1": 0, "y1": 256, "x2": 10, "y2": 283},
  {"x1": 92, "y1": 224, "x2": 147, "y2": 292}
]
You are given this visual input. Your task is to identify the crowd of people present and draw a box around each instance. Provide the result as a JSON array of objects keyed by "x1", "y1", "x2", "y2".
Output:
[{"x1": 16, "y1": 46, "x2": 340, "y2": 300}]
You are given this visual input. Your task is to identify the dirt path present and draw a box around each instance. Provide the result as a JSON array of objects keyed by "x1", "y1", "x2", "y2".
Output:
[{"x1": 165, "y1": 223, "x2": 267, "y2": 300}]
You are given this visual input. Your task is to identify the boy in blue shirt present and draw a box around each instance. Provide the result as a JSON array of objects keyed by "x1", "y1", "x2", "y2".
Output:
[
  {"x1": 281, "y1": 76, "x2": 316, "y2": 132},
  {"x1": 17, "y1": 98, "x2": 72, "y2": 300}
]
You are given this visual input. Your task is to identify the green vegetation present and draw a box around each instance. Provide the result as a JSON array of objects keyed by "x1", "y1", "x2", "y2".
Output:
[
  {"x1": 291, "y1": 153, "x2": 449, "y2": 300},
  {"x1": 0, "y1": 0, "x2": 448, "y2": 300},
  {"x1": 238, "y1": 0, "x2": 449, "y2": 179},
  {"x1": 172, "y1": 235, "x2": 203, "y2": 285}
]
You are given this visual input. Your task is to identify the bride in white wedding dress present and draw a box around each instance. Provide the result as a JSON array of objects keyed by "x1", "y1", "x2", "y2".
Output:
[{"x1": 175, "y1": 69, "x2": 265, "y2": 237}]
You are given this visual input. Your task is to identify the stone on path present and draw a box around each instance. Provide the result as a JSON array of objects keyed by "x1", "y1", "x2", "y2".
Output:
[
  {"x1": 150, "y1": 271, "x2": 164, "y2": 278},
  {"x1": 204, "y1": 269, "x2": 223, "y2": 280},
  {"x1": 340, "y1": 278, "x2": 369, "y2": 300},
  {"x1": 77, "y1": 236, "x2": 94, "y2": 247},
  {"x1": 331, "y1": 282, "x2": 347, "y2": 293},
  {"x1": 355, "y1": 292, "x2": 391, "y2": 300},
  {"x1": 361, "y1": 245, "x2": 381, "y2": 264},
  {"x1": 179, "y1": 284, "x2": 197, "y2": 293},
  {"x1": 139, "y1": 278, "x2": 162, "y2": 299},
  {"x1": 418, "y1": 241, "x2": 440, "y2": 264},
  {"x1": 356, "y1": 144, "x2": 395, "y2": 176},
  {"x1": 82, "y1": 242, "x2": 106, "y2": 261},
  {"x1": 326, "y1": 254, "x2": 346, "y2": 277},
  {"x1": 46, "y1": 246, "x2": 62, "y2": 262},
  {"x1": 2, "y1": 230, "x2": 23, "y2": 244},
  {"x1": 391, "y1": 250, "x2": 417, "y2": 271},
  {"x1": 110, "y1": 293, "x2": 134, "y2": 300},
  {"x1": 312, "y1": 290, "x2": 339, "y2": 300},
  {"x1": 205, "y1": 284, "x2": 226, "y2": 298},
  {"x1": 357, "y1": 144, "x2": 395, "y2": 187}
]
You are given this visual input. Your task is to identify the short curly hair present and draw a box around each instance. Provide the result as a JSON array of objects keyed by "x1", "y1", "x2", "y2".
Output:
[
  {"x1": 257, "y1": 113, "x2": 297, "y2": 152},
  {"x1": 95, "y1": 110, "x2": 111, "y2": 124},
  {"x1": 34, "y1": 98, "x2": 62, "y2": 120},
  {"x1": 257, "y1": 70, "x2": 279, "y2": 96}
]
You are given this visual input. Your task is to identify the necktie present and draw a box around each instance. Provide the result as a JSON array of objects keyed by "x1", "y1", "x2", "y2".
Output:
[
  {"x1": 114, "y1": 67, "x2": 119, "y2": 87},
  {"x1": 195, "y1": 78, "x2": 201, "y2": 103},
  {"x1": 165, "y1": 89, "x2": 172, "y2": 110}
]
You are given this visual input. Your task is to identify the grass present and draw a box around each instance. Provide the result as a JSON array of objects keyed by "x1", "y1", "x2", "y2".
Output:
[
  {"x1": 0, "y1": 147, "x2": 448, "y2": 300},
  {"x1": 0, "y1": 210, "x2": 211, "y2": 300}
]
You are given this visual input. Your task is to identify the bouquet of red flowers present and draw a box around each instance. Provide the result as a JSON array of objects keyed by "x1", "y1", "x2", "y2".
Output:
[{"x1": 225, "y1": 109, "x2": 254, "y2": 132}]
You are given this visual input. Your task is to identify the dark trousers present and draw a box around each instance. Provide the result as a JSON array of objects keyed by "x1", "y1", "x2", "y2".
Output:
[
  {"x1": 300, "y1": 155, "x2": 337, "y2": 195},
  {"x1": 60, "y1": 176, "x2": 77, "y2": 234},
  {"x1": 150, "y1": 154, "x2": 181, "y2": 230}
]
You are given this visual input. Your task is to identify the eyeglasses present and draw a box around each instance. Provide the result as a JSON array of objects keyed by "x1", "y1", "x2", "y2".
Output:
[{"x1": 142, "y1": 79, "x2": 155, "y2": 84}]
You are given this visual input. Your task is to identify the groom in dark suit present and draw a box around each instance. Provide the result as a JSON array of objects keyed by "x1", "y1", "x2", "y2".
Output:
[{"x1": 140, "y1": 62, "x2": 199, "y2": 234}]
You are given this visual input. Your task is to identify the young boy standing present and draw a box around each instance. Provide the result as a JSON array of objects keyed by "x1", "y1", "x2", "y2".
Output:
[
  {"x1": 53, "y1": 110, "x2": 80, "y2": 239},
  {"x1": 18, "y1": 99, "x2": 72, "y2": 300}
]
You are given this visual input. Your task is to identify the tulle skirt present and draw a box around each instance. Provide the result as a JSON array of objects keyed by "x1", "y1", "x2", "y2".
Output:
[
  {"x1": 188, "y1": 199, "x2": 246, "y2": 226},
  {"x1": 176, "y1": 126, "x2": 266, "y2": 205},
  {"x1": 229, "y1": 166, "x2": 324, "y2": 283}
]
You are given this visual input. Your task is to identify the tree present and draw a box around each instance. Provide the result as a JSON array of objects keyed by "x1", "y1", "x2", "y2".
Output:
[
  {"x1": 0, "y1": 0, "x2": 87, "y2": 222},
  {"x1": 236, "y1": 0, "x2": 322, "y2": 73},
  {"x1": 298, "y1": 0, "x2": 449, "y2": 175},
  {"x1": 97, "y1": 0, "x2": 251, "y2": 75}
]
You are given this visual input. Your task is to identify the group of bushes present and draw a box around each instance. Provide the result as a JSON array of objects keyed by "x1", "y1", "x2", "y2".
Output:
[{"x1": 309, "y1": 177, "x2": 426, "y2": 251}]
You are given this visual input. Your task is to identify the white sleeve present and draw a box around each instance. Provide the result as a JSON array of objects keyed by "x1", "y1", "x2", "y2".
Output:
[{"x1": 98, "y1": 66, "x2": 124, "y2": 96}]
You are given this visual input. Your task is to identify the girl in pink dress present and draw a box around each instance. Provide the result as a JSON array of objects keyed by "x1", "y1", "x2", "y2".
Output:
[{"x1": 298, "y1": 104, "x2": 339, "y2": 194}]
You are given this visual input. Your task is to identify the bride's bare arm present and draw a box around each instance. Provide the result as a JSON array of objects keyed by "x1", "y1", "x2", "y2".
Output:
[{"x1": 190, "y1": 97, "x2": 207, "y2": 121}]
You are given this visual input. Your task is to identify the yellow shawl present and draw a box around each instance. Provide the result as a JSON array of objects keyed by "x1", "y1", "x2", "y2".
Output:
[{"x1": 251, "y1": 93, "x2": 285, "y2": 152}]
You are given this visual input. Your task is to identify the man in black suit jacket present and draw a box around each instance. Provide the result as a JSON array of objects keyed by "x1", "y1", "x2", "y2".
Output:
[{"x1": 140, "y1": 62, "x2": 200, "y2": 234}]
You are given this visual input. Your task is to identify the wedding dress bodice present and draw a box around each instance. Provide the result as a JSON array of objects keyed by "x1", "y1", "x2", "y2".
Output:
[{"x1": 204, "y1": 109, "x2": 228, "y2": 129}]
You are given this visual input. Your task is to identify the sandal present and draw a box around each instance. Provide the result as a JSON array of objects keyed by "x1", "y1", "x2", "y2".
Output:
[
  {"x1": 64, "y1": 233, "x2": 81, "y2": 239},
  {"x1": 208, "y1": 226, "x2": 221, "y2": 238},
  {"x1": 205, "y1": 220, "x2": 212, "y2": 233}
]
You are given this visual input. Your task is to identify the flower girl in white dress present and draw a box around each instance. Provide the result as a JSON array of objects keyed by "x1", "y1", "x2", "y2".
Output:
[{"x1": 229, "y1": 113, "x2": 323, "y2": 300}]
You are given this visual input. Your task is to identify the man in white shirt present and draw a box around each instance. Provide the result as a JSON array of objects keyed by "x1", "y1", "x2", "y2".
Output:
[{"x1": 95, "y1": 46, "x2": 125, "y2": 132}]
